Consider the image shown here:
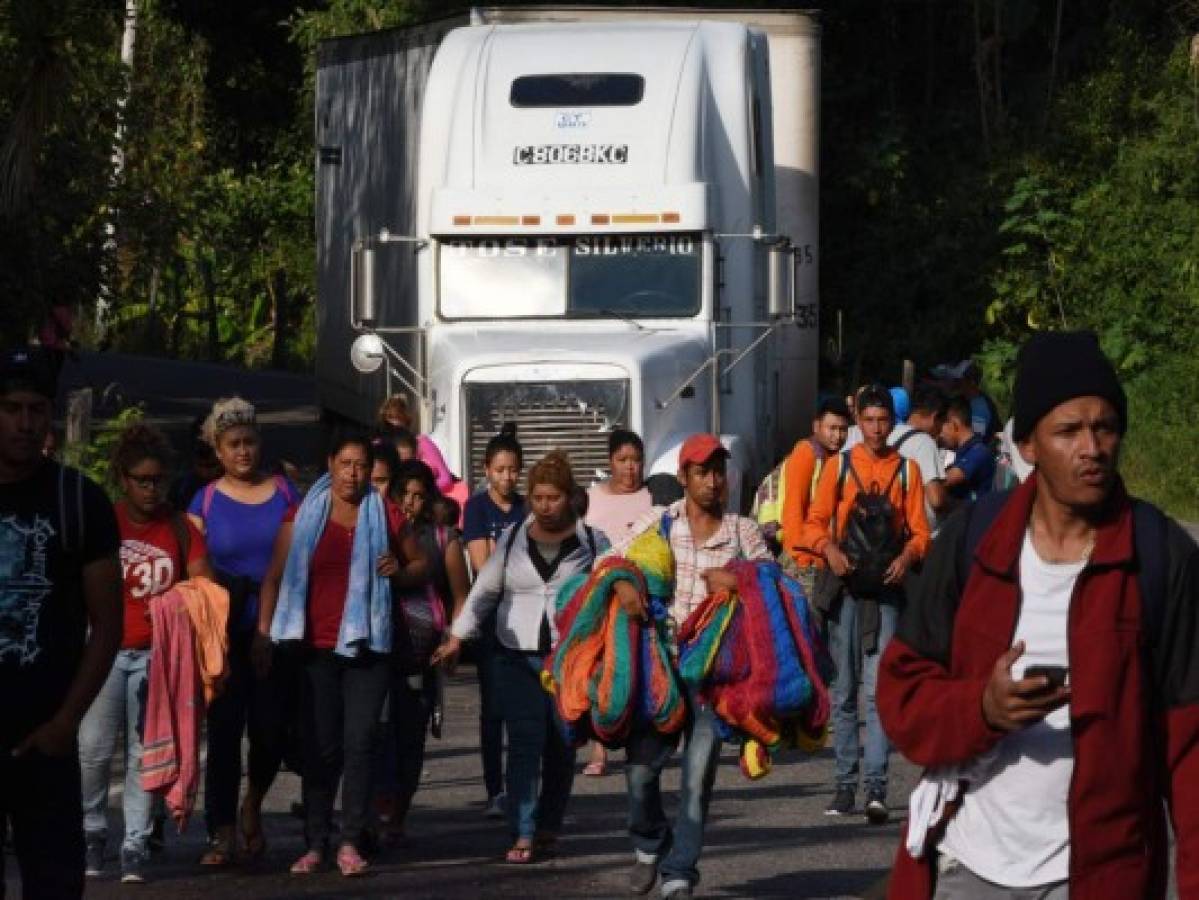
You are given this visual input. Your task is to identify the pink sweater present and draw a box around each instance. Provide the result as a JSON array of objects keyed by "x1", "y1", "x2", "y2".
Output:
[
  {"x1": 142, "y1": 591, "x2": 202, "y2": 829},
  {"x1": 416, "y1": 434, "x2": 455, "y2": 493}
]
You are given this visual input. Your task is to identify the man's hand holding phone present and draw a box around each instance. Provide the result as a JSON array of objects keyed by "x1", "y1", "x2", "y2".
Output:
[{"x1": 982, "y1": 642, "x2": 1071, "y2": 733}]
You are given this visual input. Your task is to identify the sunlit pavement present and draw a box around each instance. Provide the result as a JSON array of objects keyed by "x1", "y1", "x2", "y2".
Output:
[{"x1": 67, "y1": 667, "x2": 914, "y2": 899}]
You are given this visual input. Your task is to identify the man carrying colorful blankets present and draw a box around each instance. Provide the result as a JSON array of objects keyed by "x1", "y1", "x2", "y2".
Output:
[{"x1": 601, "y1": 434, "x2": 770, "y2": 900}]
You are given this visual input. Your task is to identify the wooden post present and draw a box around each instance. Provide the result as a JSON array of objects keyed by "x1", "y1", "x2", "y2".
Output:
[
  {"x1": 902, "y1": 359, "x2": 916, "y2": 395},
  {"x1": 66, "y1": 388, "x2": 93, "y2": 447}
]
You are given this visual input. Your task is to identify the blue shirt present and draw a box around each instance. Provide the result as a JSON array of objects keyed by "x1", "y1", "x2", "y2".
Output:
[
  {"x1": 461, "y1": 491, "x2": 526, "y2": 546},
  {"x1": 949, "y1": 436, "x2": 996, "y2": 501},
  {"x1": 188, "y1": 480, "x2": 296, "y2": 629}
]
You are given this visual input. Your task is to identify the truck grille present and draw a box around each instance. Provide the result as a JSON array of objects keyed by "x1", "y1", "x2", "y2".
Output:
[{"x1": 465, "y1": 380, "x2": 630, "y2": 488}]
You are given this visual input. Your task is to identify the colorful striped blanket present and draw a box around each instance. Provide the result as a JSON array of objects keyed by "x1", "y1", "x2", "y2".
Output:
[
  {"x1": 677, "y1": 559, "x2": 832, "y2": 775},
  {"x1": 543, "y1": 520, "x2": 831, "y2": 779},
  {"x1": 542, "y1": 519, "x2": 685, "y2": 746}
]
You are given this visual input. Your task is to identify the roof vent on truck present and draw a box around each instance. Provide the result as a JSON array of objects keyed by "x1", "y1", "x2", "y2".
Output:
[{"x1": 510, "y1": 73, "x2": 644, "y2": 107}]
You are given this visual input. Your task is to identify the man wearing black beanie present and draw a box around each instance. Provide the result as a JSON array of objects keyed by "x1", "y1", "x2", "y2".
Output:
[
  {"x1": 1010, "y1": 331, "x2": 1128, "y2": 444},
  {"x1": 877, "y1": 331, "x2": 1199, "y2": 899}
]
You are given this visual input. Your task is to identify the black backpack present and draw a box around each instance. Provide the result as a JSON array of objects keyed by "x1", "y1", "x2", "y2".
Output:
[{"x1": 837, "y1": 453, "x2": 910, "y2": 598}]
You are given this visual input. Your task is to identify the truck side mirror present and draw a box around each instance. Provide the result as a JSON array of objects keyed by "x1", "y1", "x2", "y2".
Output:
[
  {"x1": 351, "y1": 240, "x2": 377, "y2": 326},
  {"x1": 767, "y1": 242, "x2": 795, "y2": 319}
]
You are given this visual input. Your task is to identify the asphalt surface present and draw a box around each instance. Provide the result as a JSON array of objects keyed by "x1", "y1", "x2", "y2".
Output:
[
  {"x1": 21, "y1": 352, "x2": 1194, "y2": 898},
  {"x1": 71, "y1": 666, "x2": 914, "y2": 900}
]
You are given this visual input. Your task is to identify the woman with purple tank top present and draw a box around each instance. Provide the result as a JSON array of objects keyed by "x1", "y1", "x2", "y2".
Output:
[{"x1": 186, "y1": 397, "x2": 299, "y2": 866}]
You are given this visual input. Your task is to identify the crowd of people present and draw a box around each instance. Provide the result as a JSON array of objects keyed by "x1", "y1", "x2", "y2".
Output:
[{"x1": 0, "y1": 332, "x2": 1196, "y2": 900}]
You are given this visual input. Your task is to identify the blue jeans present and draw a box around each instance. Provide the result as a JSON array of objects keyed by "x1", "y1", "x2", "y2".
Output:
[
  {"x1": 625, "y1": 688, "x2": 723, "y2": 889},
  {"x1": 78, "y1": 648, "x2": 152, "y2": 856},
  {"x1": 493, "y1": 647, "x2": 576, "y2": 840},
  {"x1": 827, "y1": 593, "x2": 898, "y2": 795},
  {"x1": 477, "y1": 627, "x2": 504, "y2": 799}
]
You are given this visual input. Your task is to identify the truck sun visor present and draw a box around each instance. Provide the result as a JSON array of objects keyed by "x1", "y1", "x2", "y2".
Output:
[{"x1": 510, "y1": 73, "x2": 645, "y2": 108}]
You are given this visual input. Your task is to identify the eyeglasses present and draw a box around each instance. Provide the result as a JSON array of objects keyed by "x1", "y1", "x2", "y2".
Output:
[{"x1": 126, "y1": 473, "x2": 167, "y2": 491}]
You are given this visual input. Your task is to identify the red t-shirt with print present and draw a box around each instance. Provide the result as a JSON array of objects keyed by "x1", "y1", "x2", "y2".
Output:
[
  {"x1": 117, "y1": 502, "x2": 207, "y2": 649},
  {"x1": 284, "y1": 499, "x2": 406, "y2": 649}
]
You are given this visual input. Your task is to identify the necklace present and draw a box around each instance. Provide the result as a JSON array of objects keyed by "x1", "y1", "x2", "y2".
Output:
[{"x1": 1028, "y1": 524, "x2": 1095, "y2": 564}]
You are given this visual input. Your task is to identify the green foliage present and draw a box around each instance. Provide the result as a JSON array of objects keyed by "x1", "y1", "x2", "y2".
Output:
[
  {"x1": 1121, "y1": 357, "x2": 1199, "y2": 520},
  {"x1": 2, "y1": 0, "x2": 1197, "y2": 515},
  {"x1": 63, "y1": 404, "x2": 145, "y2": 497},
  {"x1": 0, "y1": 0, "x2": 124, "y2": 342},
  {"x1": 977, "y1": 28, "x2": 1199, "y2": 515}
]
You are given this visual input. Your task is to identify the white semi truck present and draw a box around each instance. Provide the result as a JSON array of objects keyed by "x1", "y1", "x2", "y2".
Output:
[{"x1": 315, "y1": 6, "x2": 820, "y2": 505}]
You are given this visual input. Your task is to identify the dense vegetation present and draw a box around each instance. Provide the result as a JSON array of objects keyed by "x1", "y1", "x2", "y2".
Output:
[{"x1": 0, "y1": 0, "x2": 1195, "y2": 514}]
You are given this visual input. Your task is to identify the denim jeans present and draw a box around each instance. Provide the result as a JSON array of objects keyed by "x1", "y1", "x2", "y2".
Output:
[
  {"x1": 204, "y1": 632, "x2": 300, "y2": 834},
  {"x1": 827, "y1": 592, "x2": 899, "y2": 795},
  {"x1": 625, "y1": 687, "x2": 723, "y2": 889},
  {"x1": 300, "y1": 649, "x2": 390, "y2": 851},
  {"x1": 391, "y1": 667, "x2": 435, "y2": 825},
  {"x1": 477, "y1": 623, "x2": 504, "y2": 799},
  {"x1": 493, "y1": 647, "x2": 576, "y2": 840},
  {"x1": 934, "y1": 855, "x2": 1068, "y2": 900},
  {"x1": 78, "y1": 648, "x2": 152, "y2": 856}
]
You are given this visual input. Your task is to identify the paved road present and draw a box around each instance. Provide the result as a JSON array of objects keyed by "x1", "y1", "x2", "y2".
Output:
[
  {"x1": 27, "y1": 353, "x2": 1195, "y2": 898},
  {"x1": 69, "y1": 667, "x2": 914, "y2": 900}
]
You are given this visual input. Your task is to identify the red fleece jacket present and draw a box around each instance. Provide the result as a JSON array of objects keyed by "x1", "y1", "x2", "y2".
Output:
[{"x1": 878, "y1": 475, "x2": 1199, "y2": 899}]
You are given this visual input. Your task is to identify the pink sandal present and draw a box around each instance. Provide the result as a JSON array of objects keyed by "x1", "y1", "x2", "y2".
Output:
[
  {"x1": 289, "y1": 850, "x2": 323, "y2": 875},
  {"x1": 336, "y1": 844, "x2": 370, "y2": 877}
]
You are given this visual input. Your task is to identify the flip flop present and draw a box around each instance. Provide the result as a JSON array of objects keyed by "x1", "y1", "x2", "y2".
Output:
[
  {"x1": 337, "y1": 845, "x2": 370, "y2": 877},
  {"x1": 290, "y1": 850, "x2": 323, "y2": 875},
  {"x1": 199, "y1": 833, "x2": 235, "y2": 867},
  {"x1": 504, "y1": 843, "x2": 536, "y2": 864},
  {"x1": 240, "y1": 805, "x2": 267, "y2": 863}
]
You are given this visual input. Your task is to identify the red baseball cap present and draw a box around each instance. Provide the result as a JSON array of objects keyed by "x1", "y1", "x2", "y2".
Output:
[{"x1": 678, "y1": 433, "x2": 728, "y2": 468}]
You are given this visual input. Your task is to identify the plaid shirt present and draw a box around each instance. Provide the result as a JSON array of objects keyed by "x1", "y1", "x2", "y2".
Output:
[{"x1": 602, "y1": 500, "x2": 771, "y2": 624}]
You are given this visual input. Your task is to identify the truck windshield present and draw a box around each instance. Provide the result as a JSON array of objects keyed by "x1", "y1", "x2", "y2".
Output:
[{"x1": 438, "y1": 233, "x2": 701, "y2": 319}]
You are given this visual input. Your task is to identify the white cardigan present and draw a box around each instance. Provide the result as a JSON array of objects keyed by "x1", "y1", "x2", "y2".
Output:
[{"x1": 451, "y1": 516, "x2": 609, "y2": 652}]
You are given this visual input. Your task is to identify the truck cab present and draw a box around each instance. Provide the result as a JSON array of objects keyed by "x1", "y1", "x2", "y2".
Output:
[{"x1": 317, "y1": 9, "x2": 820, "y2": 503}]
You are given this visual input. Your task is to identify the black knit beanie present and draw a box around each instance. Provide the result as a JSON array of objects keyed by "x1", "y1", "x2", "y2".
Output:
[{"x1": 1012, "y1": 331, "x2": 1126, "y2": 441}]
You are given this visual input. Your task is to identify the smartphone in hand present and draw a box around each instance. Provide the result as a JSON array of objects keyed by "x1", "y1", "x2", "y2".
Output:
[{"x1": 1025, "y1": 665, "x2": 1069, "y2": 690}]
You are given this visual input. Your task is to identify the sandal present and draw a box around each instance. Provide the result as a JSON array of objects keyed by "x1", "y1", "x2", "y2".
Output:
[
  {"x1": 582, "y1": 761, "x2": 607, "y2": 777},
  {"x1": 199, "y1": 831, "x2": 235, "y2": 867},
  {"x1": 240, "y1": 803, "x2": 267, "y2": 863},
  {"x1": 336, "y1": 844, "x2": 370, "y2": 877},
  {"x1": 505, "y1": 841, "x2": 536, "y2": 865},
  {"x1": 289, "y1": 850, "x2": 324, "y2": 875}
]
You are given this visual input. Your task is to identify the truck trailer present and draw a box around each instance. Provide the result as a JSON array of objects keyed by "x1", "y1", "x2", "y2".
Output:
[{"x1": 315, "y1": 6, "x2": 820, "y2": 505}]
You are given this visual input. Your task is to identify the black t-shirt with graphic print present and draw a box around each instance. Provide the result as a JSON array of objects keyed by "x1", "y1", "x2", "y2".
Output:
[{"x1": 0, "y1": 461, "x2": 118, "y2": 751}]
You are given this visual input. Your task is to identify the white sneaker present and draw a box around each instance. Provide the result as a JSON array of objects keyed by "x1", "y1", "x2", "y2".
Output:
[
  {"x1": 484, "y1": 793, "x2": 506, "y2": 820},
  {"x1": 85, "y1": 839, "x2": 105, "y2": 878}
]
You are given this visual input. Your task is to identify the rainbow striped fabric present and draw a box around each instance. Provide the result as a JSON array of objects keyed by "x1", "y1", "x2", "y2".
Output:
[
  {"x1": 677, "y1": 560, "x2": 832, "y2": 770},
  {"x1": 542, "y1": 519, "x2": 686, "y2": 746},
  {"x1": 542, "y1": 521, "x2": 832, "y2": 780}
]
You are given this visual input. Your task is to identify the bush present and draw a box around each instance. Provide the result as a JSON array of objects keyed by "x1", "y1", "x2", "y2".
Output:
[
  {"x1": 1120, "y1": 357, "x2": 1199, "y2": 520},
  {"x1": 62, "y1": 405, "x2": 145, "y2": 499}
]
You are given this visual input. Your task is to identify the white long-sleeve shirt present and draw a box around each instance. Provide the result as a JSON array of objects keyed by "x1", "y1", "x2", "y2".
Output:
[{"x1": 451, "y1": 517, "x2": 608, "y2": 652}]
